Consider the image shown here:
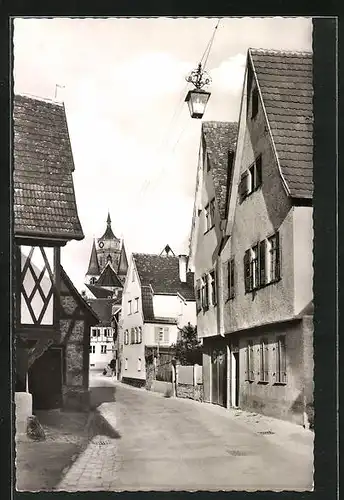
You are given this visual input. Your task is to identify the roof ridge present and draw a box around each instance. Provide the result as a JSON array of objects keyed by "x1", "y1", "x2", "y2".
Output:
[
  {"x1": 15, "y1": 93, "x2": 64, "y2": 106},
  {"x1": 249, "y1": 48, "x2": 312, "y2": 56}
]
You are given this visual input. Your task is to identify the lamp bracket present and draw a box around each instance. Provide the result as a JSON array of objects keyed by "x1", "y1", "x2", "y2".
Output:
[{"x1": 185, "y1": 63, "x2": 212, "y2": 90}]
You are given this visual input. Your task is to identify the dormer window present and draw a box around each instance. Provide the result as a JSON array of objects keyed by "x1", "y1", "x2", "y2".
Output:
[{"x1": 251, "y1": 86, "x2": 259, "y2": 119}]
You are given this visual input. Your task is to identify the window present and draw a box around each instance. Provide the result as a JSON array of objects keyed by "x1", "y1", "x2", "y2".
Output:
[
  {"x1": 202, "y1": 275, "x2": 209, "y2": 311},
  {"x1": 124, "y1": 358, "x2": 128, "y2": 370},
  {"x1": 246, "y1": 340, "x2": 254, "y2": 381},
  {"x1": 227, "y1": 258, "x2": 235, "y2": 299},
  {"x1": 134, "y1": 297, "x2": 139, "y2": 313},
  {"x1": 138, "y1": 327, "x2": 142, "y2": 344},
  {"x1": 92, "y1": 329, "x2": 97, "y2": 337},
  {"x1": 239, "y1": 155, "x2": 262, "y2": 202},
  {"x1": 251, "y1": 244, "x2": 259, "y2": 290},
  {"x1": 97, "y1": 329, "x2": 100, "y2": 337},
  {"x1": 259, "y1": 339, "x2": 269, "y2": 382},
  {"x1": 104, "y1": 329, "x2": 108, "y2": 337},
  {"x1": 101, "y1": 345, "x2": 107, "y2": 354},
  {"x1": 195, "y1": 279, "x2": 202, "y2": 314},
  {"x1": 244, "y1": 232, "x2": 280, "y2": 293},
  {"x1": 124, "y1": 330, "x2": 129, "y2": 345},
  {"x1": 89, "y1": 345, "x2": 95, "y2": 354},
  {"x1": 210, "y1": 270, "x2": 217, "y2": 306},
  {"x1": 154, "y1": 327, "x2": 169, "y2": 344},
  {"x1": 276, "y1": 336, "x2": 287, "y2": 384},
  {"x1": 130, "y1": 328, "x2": 135, "y2": 344},
  {"x1": 128, "y1": 300, "x2": 132, "y2": 314},
  {"x1": 137, "y1": 358, "x2": 142, "y2": 372},
  {"x1": 251, "y1": 86, "x2": 259, "y2": 118},
  {"x1": 268, "y1": 233, "x2": 280, "y2": 283}
]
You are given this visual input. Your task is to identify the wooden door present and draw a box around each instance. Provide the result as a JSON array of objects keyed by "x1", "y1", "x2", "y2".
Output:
[
  {"x1": 28, "y1": 347, "x2": 63, "y2": 410},
  {"x1": 211, "y1": 347, "x2": 227, "y2": 407}
]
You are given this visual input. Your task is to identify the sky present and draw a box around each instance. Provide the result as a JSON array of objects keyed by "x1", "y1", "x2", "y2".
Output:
[{"x1": 13, "y1": 17, "x2": 312, "y2": 292}]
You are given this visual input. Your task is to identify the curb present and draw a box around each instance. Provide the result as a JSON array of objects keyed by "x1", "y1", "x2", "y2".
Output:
[{"x1": 94, "y1": 403, "x2": 120, "y2": 439}]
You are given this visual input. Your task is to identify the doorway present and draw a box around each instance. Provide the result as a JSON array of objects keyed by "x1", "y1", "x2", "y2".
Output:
[
  {"x1": 28, "y1": 347, "x2": 63, "y2": 410},
  {"x1": 211, "y1": 347, "x2": 227, "y2": 407},
  {"x1": 231, "y1": 351, "x2": 240, "y2": 408}
]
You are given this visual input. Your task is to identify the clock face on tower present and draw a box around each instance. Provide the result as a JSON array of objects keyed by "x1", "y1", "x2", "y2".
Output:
[{"x1": 99, "y1": 241, "x2": 104, "y2": 248}]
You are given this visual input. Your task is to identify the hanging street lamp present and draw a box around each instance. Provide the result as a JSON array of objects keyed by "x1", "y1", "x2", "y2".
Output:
[{"x1": 185, "y1": 63, "x2": 212, "y2": 119}]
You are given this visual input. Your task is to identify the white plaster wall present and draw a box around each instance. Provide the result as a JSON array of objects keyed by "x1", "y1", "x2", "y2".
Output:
[
  {"x1": 144, "y1": 323, "x2": 179, "y2": 347},
  {"x1": 293, "y1": 206, "x2": 313, "y2": 315}
]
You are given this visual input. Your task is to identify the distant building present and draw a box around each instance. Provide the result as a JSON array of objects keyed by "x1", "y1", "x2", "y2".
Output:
[
  {"x1": 84, "y1": 214, "x2": 127, "y2": 371},
  {"x1": 189, "y1": 49, "x2": 313, "y2": 426},
  {"x1": 120, "y1": 246, "x2": 196, "y2": 386}
]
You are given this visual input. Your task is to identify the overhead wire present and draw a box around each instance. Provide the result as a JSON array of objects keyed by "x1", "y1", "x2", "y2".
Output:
[{"x1": 131, "y1": 18, "x2": 222, "y2": 212}]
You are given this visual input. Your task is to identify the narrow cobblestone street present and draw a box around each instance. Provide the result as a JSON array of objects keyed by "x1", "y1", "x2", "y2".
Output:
[{"x1": 55, "y1": 373, "x2": 313, "y2": 492}]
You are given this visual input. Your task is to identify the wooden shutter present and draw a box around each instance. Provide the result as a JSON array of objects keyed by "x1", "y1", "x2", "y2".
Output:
[
  {"x1": 259, "y1": 240, "x2": 266, "y2": 286},
  {"x1": 154, "y1": 327, "x2": 160, "y2": 344},
  {"x1": 163, "y1": 327, "x2": 169, "y2": 343},
  {"x1": 239, "y1": 172, "x2": 249, "y2": 202},
  {"x1": 204, "y1": 276, "x2": 209, "y2": 310},
  {"x1": 264, "y1": 342, "x2": 269, "y2": 381},
  {"x1": 244, "y1": 250, "x2": 251, "y2": 292},
  {"x1": 275, "y1": 232, "x2": 281, "y2": 280},
  {"x1": 249, "y1": 342, "x2": 254, "y2": 381},
  {"x1": 271, "y1": 343, "x2": 277, "y2": 384},
  {"x1": 280, "y1": 336, "x2": 287, "y2": 383},
  {"x1": 195, "y1": 279, "x2": 201, "y2": 313},
  {"x1": 255, "y1": 155, "x2": 262, "y2": 187}
]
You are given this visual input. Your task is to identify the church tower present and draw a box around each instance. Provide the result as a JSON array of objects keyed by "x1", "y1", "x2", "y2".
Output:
[{"x1": 84, "y1": 212, "x2": 129, "y2": 295}]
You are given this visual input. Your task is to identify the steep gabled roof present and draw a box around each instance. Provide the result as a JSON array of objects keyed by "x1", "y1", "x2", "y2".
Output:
[
  {"x1": 86, "y1": 298, "x2": 113, "y2": 326},
  {"x1": 96, "y1": 262, "x2": 123, "y2": 288},
  {"x1": 85, "y1": 283, "x2": 114, "y2": 299},
  {"x1": 202, "y1": 121, "x2": 238, "y2": 220},
  {"x1": 133, "y1": 253, "x2": 195, "y2": 301},
  {"x1": 249, "y1": 49, "x2": 313, "y2": 199},
  {"x1": 86, "y1": 239, "x2": 100, "y2": 276},
  {"x1": 118, "y1": 242, "x2": 129, "y2": 276},
  {"x1": 60, "y1": 266, "x2": 99, "y2": 321},
  {"x1": 13, "y1": 94, "x2": 84, "y2": 241}
]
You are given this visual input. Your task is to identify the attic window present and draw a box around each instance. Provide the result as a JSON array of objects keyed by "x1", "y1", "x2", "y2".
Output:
[{"x1": 251, "y1": 86, "x2": 259, "y2": 119}]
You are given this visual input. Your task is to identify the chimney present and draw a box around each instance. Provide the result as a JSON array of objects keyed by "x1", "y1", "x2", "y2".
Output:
[{"x1": 178, "y1": 255, "x2": 188, "y2": 283}]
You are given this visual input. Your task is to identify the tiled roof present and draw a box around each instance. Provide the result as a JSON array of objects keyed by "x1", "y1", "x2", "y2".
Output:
[
  {"x1": 117, "y1": 242, "x2": 129, "y2": 277},
  {"x1": 85, "y1": 283, "x2": 114, "y2": 299},
  {"x1": 13, "y1": 94, "x2": 84, "y2": 241},
  {"x1": 60, "y1": 267, "x2": 98, "y2": 321},
  {"x1": 141, "y1": 286, "x2": 177, "y2": 324},
  {"x1": 86, "y1": 239, "x2": 100, "y2": 276},
  {"x1": 133, "y1": 253, "x2": 195, "y2": 301},
  {"x1": 202, "y1": 121, "x2": 238, "y2": 220},
  {"x1": 86, "y1": 298, "x2": 113, "y2": 326},
  {"x1": 249, "y1": 49, "x2": 313, "y2": 199},
  {"x1": 96, "y1": 263, "x2": 123, "y2": 288}
]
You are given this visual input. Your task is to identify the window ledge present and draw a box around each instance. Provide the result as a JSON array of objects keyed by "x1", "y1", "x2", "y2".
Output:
[
  {"x1": 226, "y1": 297, "x2": 235, "y2": 303},
  {"x1": 273, "y1": 382, "x2": 287, "y2": 386},
  {"x1": 258, "y1": 380, "x2": 269, "y2": 385}
]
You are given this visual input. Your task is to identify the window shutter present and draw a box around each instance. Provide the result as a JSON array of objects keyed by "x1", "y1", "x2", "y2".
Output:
[
  {"x1": 256, "y1": 155, "x2": 262, "y2": 187},
  {"x1": 275, "y1": 232, "x2": 281, "y2": 280},
  {"x1": 154, "y1": 327, "x2": 160, "y2": 344},
  {"x1": 259, "y1": 240, "x2": 266, "y2": 286},
  {"x1": 163, "y1": 327, "x2": 169, "y2": 343},
  {"x1": 239, "y1": 172, "x2": 249, "y2": 202},
  {"x1": 271, "y1": 344, "x2": 277, "y2": 384},
  {"x1": 264, "y1": 344, "x2": 269, "y2": 381},
  {"x1": 281, "y1": 337, "x2": 287, "y2": 383},
  {"x1": 245, "y1": 346, "x2": 248, "y2": 380},
  {"x1": 249, "y1": 343, "x2": 254, "y2": 381},
  {"x1": 244, "y1": 250, "x2": 251, "y2": 292}
]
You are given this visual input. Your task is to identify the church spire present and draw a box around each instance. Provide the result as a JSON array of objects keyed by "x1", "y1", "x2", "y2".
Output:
[
  {"x1": 99, "y1": 212, "x2": 117, "y2": 241},
  {"x1": 86, "y1": 239, "x2": 100, "y2": 276}
]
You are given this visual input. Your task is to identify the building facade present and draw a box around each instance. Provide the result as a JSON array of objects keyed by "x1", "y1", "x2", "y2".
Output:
[
  {"x1": 120, "y1": 248, "x2": 196, "y2": 386},
  {"x1": 13, "y1": 94, "x2": 96, "y2": 417},
  {"x1": 189, "y1": 49, "x2": 314, "y2": 426}
]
